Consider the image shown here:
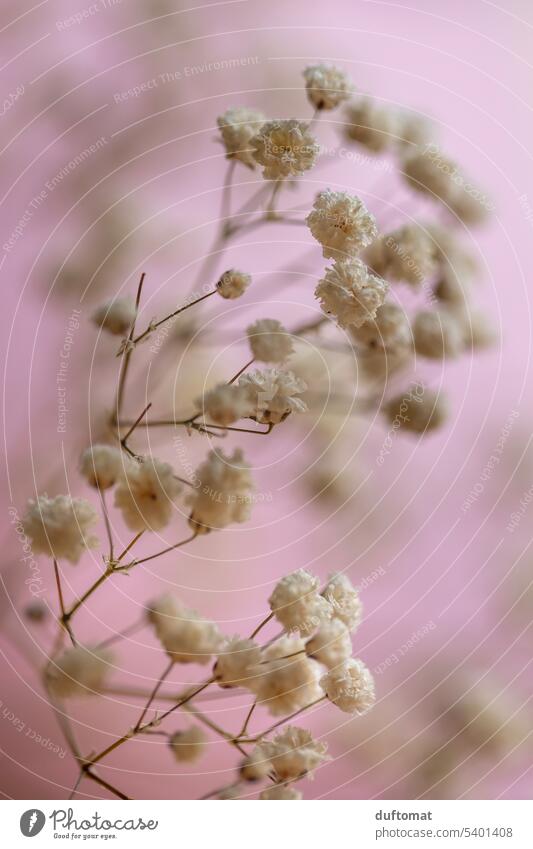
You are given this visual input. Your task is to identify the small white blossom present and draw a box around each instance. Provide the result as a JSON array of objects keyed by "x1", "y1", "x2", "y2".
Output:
[
  {"x1": 214, "y1": 636, "x2": 262, "y2": 689},
  {"x1": 148, "y1": 594, "x2": 223, "y2": 664},
  {"x1": 384, "y1": 385, "x2": 448, "y2": 434},
  {"x1": 168, "y1": 726, "x2": 206, "y2": 762},
  {"x1": 306, "y1": 190, "x2": 378, "y2": 260},
  {"x1": 350, "y1": 301, "x2": 411, "y2": 351},
  {"x1": 92, "y1": 297, "x2": 136, "y2": 336},
  {"x1": 413, "y1": 309, "x2": 464, "y2": 359},
  {"x1": 22, "y1": 495, "x2": 99, "y2": 564},
  {"x1": 249, "y1": 636, "x2": 322, "y2": 716},
  {"x1": 303, "y1": 64, "x2": 353, "y2": 110},
  {"x1": 240, "y1": 749, "x2": 273, "y2": 782},
  {"x1": 315, "y1": 258, "x2": 388, "y2": 329},
  {"x1": 381, "y1": 225, "x2": 437, "y2": 285},
  {"x1": 268, "y1": 569, "x2": 332, "y2": 635},
  {"x1": 114, "y1": 457, "x2": 182, "y2": 532},
  {"x1": 238, "y1": 368, "x2": 308, "y2": 424},
  {"x1": 195, "y1": 383, "x2": 254, "y2": 426},
  {"x1": 217, "y1": 269, "x2": 251, "y2": 300},
  {"x1": 344, "y1": 98, "x2": 399, "y2": 153},
  {"x1": 306, "y1": 619, "x2": 352, "y2": 668},
  {"x1": 187, "y1": 448, "x2": 254, "y2": 532},
  {"x1": 46, "y1": 645, "x2": 113, "y2": 698},
  {"x1": 217, "y1": 107, "x2": 265, "y2": 168},
  {"x1": 323, "y1": 573, "x2": 363, "y2": 632},
  {"x1": 320, "y1": 658, "x2": 376, "y2": 714},
  {"x1": 247, "y1": 319, "x2": 294, "y2": 363},
  {"x1": 251, "y1": 119, "x2": 319, "y2": 180},
  {"x1": 80, "y1": 444, "x2": 125, "y2": 490},
  {"x1": 257, "y1": 726, "x2": 328, "y2": 782},
  {"x1": 260, "y1": 784, "x2": 303, "y2": 800}
]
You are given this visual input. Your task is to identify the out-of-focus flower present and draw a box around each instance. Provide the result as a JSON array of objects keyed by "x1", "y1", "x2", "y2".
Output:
[
  {"x1": 92, "y1": 297, "x2": 136, "y2": 336},
  {"x1": 46, "y1": 646, "x2": 113, "y2": 698},
  {"x1": 217, "y1": 269, "x2": 252, "y2": 299},
  {"x1": 384, "y1": 385, "x2": 448, "y2": 434},
  {"x1": 257, "y1": 726, "x2": 329, "y2": 781},
  {"x1": 238, "y1": 368, "x2": 308, "y2": 424},
  {"x1": 381, "y1": 224, "x2": 436, "y2": 285},
  {"x1": 350, "y1": 301, "x2": 411, "y2": 351},
  {"x1": 413, "y1": 309, "x2": 464, "y2": 359},
  {"x1": 240, "y1": 749, "x2": 273, "y2": 782},
  {"x1": 344, "y1": 98, "x2": 399, "y2": 153},
  {"x1": 249, "y1": 636, "x2": 322, "y2": 716},
  {"x1": 148, "y1": 594, "x2": 223, "y2": 664},
  {"x1": 307, "y1": 190, "x2": 378, "y2": 260},
  {"x1": 114, "y1": 458, "x2": 182, "y2": 532},
  {"x1": 195, "y1": 384, "x2": 254, "y2": 426},
  {"x1": 168, "y1": 726, "x2": 206, "y2": 762},
  {"x1": 214, "y1": 636, "x2": 262, "y2": 689},
  {"x1": 306, "y1": 619, "x2": 352, "y2": 668},
  {"x1": 247, "y1": 318, "x2": 294, "y2": 363},
  {"x1": 303, "y1": 64, "x2": 353, "y2": 110},
  {"x1": 22, "y1": 495, "x2": 99, "y2": 564},
  {"x1": 217, "y1": 107, "x2": 266, "y2": 168},
  {"x1": 268, "y1": 569, "x2": 332, "y2": 634},
  {"x1": 80, "y1": 444, "x2": 125, "y2": 490},
  {"x1": 320, "y1": 658, "x2": 376, "y2": 714},
  {"x1": 260, "y1": 785, "x2": 303, "y2": 800},
  {"x1": 187, "y1": 448, "x2": 254, "y2": 532},
  {"x1": 315, "y1": 258, "x2": 388, "y2": 329},
  {"x1": 251, "y1": 120, "x2": 319, "y2": 179}
]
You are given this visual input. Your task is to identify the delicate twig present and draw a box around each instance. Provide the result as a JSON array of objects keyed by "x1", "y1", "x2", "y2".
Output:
[
  {"x1": 228, "y1": 357, "x2": 255, "y2": 384},
  {"x1": 131, "y1": 290, "x2": 217, "y2": 347},
  {"x1": 114, "y1": 272, "x2": 145, "y2": 425},
  {"x1": 98, "y1": 489, "x2": 114, "y2": 564},
  {"x1": 249, "y1": 612, "x2": 274, "y2": 639},
  {"x1": 120, "y1": 402, "x2": 152, "y2": 456},
  {"x1": 85, "y1": 768, "x2": 130, "y2": 800},
  {"x1": 96, "y1": 618, "x2": 145, "y2": 650},
  {"x1": 119, "y1": 530, "x2": 197, "y2": 570},
  {"x1": 237, "y1": 701, "x2": 257, "y2": 738},
  {"x1": 245, "y1": 696, "x2": 327, "y2": 741},
  {"x1": 134, "y1": 659, "x2": 174, "y2": 731},
  {"x1": 115, "y1": 530, "x2": 144, "y2": 564},
  {"x1": 53, "y1": 560, "x2": 76, "y2": 645}
]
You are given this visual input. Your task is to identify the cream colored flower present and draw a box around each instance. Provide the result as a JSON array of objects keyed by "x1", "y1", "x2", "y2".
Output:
[
  {"x1": 382, "y1": 224, "x2": 436, "y2": 285},
  {"x1": 187, "y1": 448, "x2": 254, "y2": 532},
  {"x1": 251, "y1": 119, "x2": 319, "y2": 179},
  {"x1": 217, "y1": 269, "x2": 251, "y2": 299},
  {"x1": 323, "y1": 573, "x2": 363, "y2": 632},
  {"x1": 168, "y1": 726, "x2": 206, "y2": 762},
  {"x1": 260, "y1": 784, "x2": 303, "y2": 800},
  {"x1": 249, "y1": 636, "x2": 322, "y2": 716},
  {"x1": 403, "y1": 149, "x2": 459, "y2": 202},
  {"x1": 350, "y1": 301, "x2": 411, "y2": 351},
  {"x1": 214, "y1": 636, "x2": 262, "y2": 689},
  {"x1": 384, "y1": 385, "x2": 448, "y2": 434},
  {"x1": 315, "y1": 259, "x2": 388, "y2": 329},
  {"x1": 303, "y1": 64, "x2": 353, "y2": 110},
  {"x1": 344, "y1": 98, "x2": 399, "y2": 153},
  {"x1": 217, "y1": 107, "x2": 265, "y2": 168},
  {"x1": 306, "y1": 619, "x2": 352, "y2": 668},
  {"x1": 238, "y1": 368, "x2": 308, "y2": 424},
  {"x1": 195, "y1": 383, "x2": 254, "y2": 426},
  {"x1": 247, "y1": 319, "x2": 294, "y2": 363},
  {"x1": 320, "y1": 658, "x2": 376, "y2": 714},
  {"x1": 114, "y1": 457, "x2": 182, "y2": 532},
  {"x1": 413, "y1": 309, "x2": 464, "y2": 359},
  {"x1": 240, "y1": 749, "x2": 273, "y2": 782},
  {"x1": 22, "y1": 495, "x2": 99, "y2": 564},
  {"x1": 80, "y1": 444, "x2": 125, "y2": 490},
  {"x1": 257, "y1": 726, "x2": 328, "y2": 782},
  {"x1": 92, "y1": 297, "x2": 136, "y2": 336},
  {"x1": 457, "y1": 309, "x2": 497, "y2": 351},
  {"x1": 148, "y1": 594, "x2": 223, "y2": 664},
  {"x1": 268, "y1": 569, "x2": 332, "y2": 635},
  {"x1": 46, "y1": 645, "x2": 113, "y2": 698},
  {"x1": 306, "y1": 190, "x2": 378, "y2": 260}
]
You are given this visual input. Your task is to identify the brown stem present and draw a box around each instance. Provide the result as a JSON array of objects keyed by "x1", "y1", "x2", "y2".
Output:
[
  {"x1": 134, "y1": 659, "x2": 174, "y2": 731},
  {"x1": 249, "y1": 612, "x2": 274, "y2": 639},
  {"x1": 115, "y1": 530, "x2": 144, "y2": 564},
  {"x1": 53, "y1": 560, "x2": 76, "y2": 645},
  {"x1": 131, "y1": 290, "x2": 216, "y2": 346},
  {"x1": 247, "y1": 696, "x2": 326, "y2": 741},
  {"x1": 63, "y1": 569, "x2": 111, "y2": 622},
  {"x1": 237, "y1": 701, "x2": 257, "y2": 738},
  {"x1": 120, "y1": 530, "x2": 197, "y2": 569},
  {"x1": 96, "y1": 618, "x2": 144, "y2": 650},
  {"x1": 98, "y1": 489, "x2": 114, "y2": 564},
  {"x1": 86, "y1": 769, "x2": 130, "y2": 800},
  {"x1": 120, "y1": 402, "x2": 152, "y2": 455},
  {"x1": 114, "y1": 272, "x2": 145, "y2": 425}
]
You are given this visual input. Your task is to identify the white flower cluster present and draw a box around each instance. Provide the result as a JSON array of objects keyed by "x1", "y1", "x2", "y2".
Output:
[
  {"x1": 315, "y1": 258, "x2": 389, "y2": 329},
  {"x1": 168, "y1": 726, "x2": 206, "y2": 763},
  {"x1": 344, "y1": 97, "x2": 399, "y2": 153},
  {"x1": 307, "y1": 190, "x2": 378, "y2": 260},
  {"x1": 114, "y1": 457, "x2": 182, "y2": 532},
  {"x1": 384, "y1": 385, "x2": 448, "y2": 434},
  {"x1": 268, "y1": 568, "x2": 332, "y2": 634},
  {"x1": 320, "y1": 657, "x2": 376, "y2": 714},
  {"x1": 350, "y1": 301, "x2": 411, "y2": 351},
  {"x1": 216, "y1": 268, "x2": 252, "y2": 299},
  {"x1": 195, "y1": 383, "x2": 254, "y2": 426},
  {"x1": 403, "y1": 148, "x2": 489, "y2": 225},
  {"x1": 303, "y1": 64, "x2": 353, "y2": 110},
  {"x1": 249, "y1": 635, "x2": 323, "y2": 716},
  {"x1": 187, "y1": 448, "x2": 254, "y2": 532},
  {"x1": 148, "y1": 594, "x2": 223, "y2": 664},
  {"x1": 256, "y1": 726, "x2": 329, "y2": 782},
  {"x1": 251, "y1": 119, "x2": 319, "y2": 180},
  {"x1": 238, "y1": 368, "x2": 308, "y2": 424},
  {"x1": 217, "y1": 107, "x2": 265, "y2": 169},
  {"x1": 92, "y1": 297, "x2": 136, "y2": 336},
  {"x1": 366, "y1": 224, "x2": 436, "y2": 286},
  {"x1": 214, "y1": 636, "x2": 262, "y2": 689},
  {"x1": 80, "y1": 444, "x2": 125, "y2": 490},
  {"x1": 247, "y1": 318, "x2": 294, "y2": 363},
  {"x1": 22, "y1": 494, "x2": 99, "y2": 564},
  {"x1": 46, "y1": 645, "x2": 113, "y2": 698}
]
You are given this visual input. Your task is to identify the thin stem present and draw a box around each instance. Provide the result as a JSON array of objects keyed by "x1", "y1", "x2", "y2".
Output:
[
  {"x1": 115, "y1": 530, "x2": 144, "y2": 564},
  {"x1": 228, "y1": 357, "x2": 255, "y2": 384},
  {"x1": 120, "y1": 402, "x2": 152, "y2": 453},
  {"x1": 96, "y1": 619, "x2": 144, "y2": 650},
  {"x1": 53, "y1": 560, "x2": 76, "y2": 645},
  {"x1": 68, "y1": 770, "x2": 84, "y2": 800},
  {"x1": 64, "y1": 569, "x2": 111, "y2": 622},
  {"x1": 134, "y1": 659, "x2": 174, "y2": 731},
  {"x1": 86, "y1": 769, "x2": 130, "y2": 800},
  {"x1": 249, "y1": 612, "x2": 274, "y2": 640},
  {"x1": 120, "y1": 530, "x2": 197, "y2": 569},
  {"x1": 237, "y1": 701, "x2": 257, "y2": 738},
  {"x1": 220, "y1": 159, "x2": 236, "y2": 236},
  {"x1": 248, "y1": 696, "x2": 326, "y2": 741},
  {"x1": 259, "y1": 649, "x2": 305, "y2": 664},
  {"x1": 199, "y1": 422, "x2": 274, "y2": 436},
  {"x1": 131, "y1": 290, "x2": 216, "y2": 346},
  {"x1": 265, "y1": 178, "x2": 283, "y2": 219},
  {"x1": 98, "y1": 489, "x2": 114, "y2": 564},
  {"x1": 114, "y1": 272, "x2": 146, "y2": 424}
]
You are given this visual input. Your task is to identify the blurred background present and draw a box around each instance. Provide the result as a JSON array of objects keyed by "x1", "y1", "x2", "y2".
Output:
[{"x1": 1, "y1": 0, "x2": 532, "y2": 800}]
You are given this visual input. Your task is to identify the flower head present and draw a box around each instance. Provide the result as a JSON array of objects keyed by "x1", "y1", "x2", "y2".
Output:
[
  {"x1": 114, "y1": 457, "x2": 182, "y2": 532},
  {"x1": 217, "y1": 107, "x2": 265, "y2": 168},
  {"x1": 413, "y1": 309, "x2": 464, "y2": 359},
  {"x1": 344, "y1": 98, "x2": 399, "y2": 153},
  {"x1": 148, "y1": 594, "x2": 223, "y2": 664},
  {"x1": 260, "y1": 785, "x2": 303, "y2": 800},
  {"x1": 80, "y1": 444, "x2": 125, "y2": 490},
  {"x1": 306, "y1": 190, "x2": 378, "y2": 260},
  {"x1": 238, "y1": 368, "x2": 308, "y2": 424},
  {"x1": 168, "y1": 726, "x2": 206, "y2": 762},
  {"x1": 92, "y1": 297, "x2": 136, "y2": 336},
  {"x1": 187, "y1": 448, "x2": 254, "y2": 532},
  {"x1": 381, "y1": 224, "x2": 436, "y2": 285},
  {"x1": 320, "y1": 657, "x2": 376, "y2": 714},
  {"x1": 251, "y1": 119, "x2": 319, "y2": 180},
  {"x1": 249, "y1": 636, "x2": 322, "y2": 716},
  {"x1": 214, "y1": 636, "x2": 262, "y2": 689},
  {"x1": 240, "y1": 749, "x2": 273, "y2": 782},
  {"x1": 217, "y1": 269, "x2": 251, "y2": 300},
  {"x1": 46, "y1": 645, "x2": 113, "y2": 698},
  {"x1": 257, "y1": 726, "x2": 329, "y2": 782},
  {"x1": 350, "y1": 301, "x2": 411, "y2": 351},
  {"x1": 195, "y1": 383, "x2": 254, "y2": 426},
  {"x1": 315, "y1": 258, "x2": 389, "y2": 329},
  {"x1": 323, "y1": 573, "x2": 363, "y2": 632},
  {"x1": 384, "y1": 385, "x2": 448, "y2": 434},
  {"x1": 268, "y1": 569, "x2": 332, "y2": 635},
  {"x1": 303, "y1": 64, "x2": 353, "y2": 110},
  {"x1": 306, "y1": 619, "x2": 352, "y2": 668},
  {"x1": 22, "y1": 495, "x2": 99, "y2": 564},
  {"x1": 247, "y1": 318, "x2": 294, "y2": 363}
]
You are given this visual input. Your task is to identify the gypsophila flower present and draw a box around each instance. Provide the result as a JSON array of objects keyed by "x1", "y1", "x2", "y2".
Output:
[
  {"x1": 114, "y1": 457, "x2": 182, "y2": 532},
  {"x1": 395, "y1": 111, "x2": 432, "y2": 151},
  {"x1": 195, "y1": 383, "x2": 254, "y2": 426},
  {"x1": 323, "y1": 573, "x2": 363, "y2": 632},
  {"x1": 249, "y1": 636, "x2": 322, "y2": 716},
  {"x1": 168, "y1": 726, "x2": 206, "y2": 763},
  {"x1": 187, "y1": 448, "x2": 254, "y2": 532},
  {"x1": 22, "y1": 495, "x2": 99, "y2": 564},
  {"x1": 46, "y1": 645, "x2": 113, "y2": 698},
  {"x1": 315, "y1": 258, "x2": 388, "y2": 329},
  {"x1": 214, "y1": 636, "x2": 262, "y2": 689},
  {"x1": 458, "y1": 309, "x2": 497, "y2": 350},
  {"x1": 257, "y1": 726, "x2": 329, "y2": 782},
  {"x1": 303, "y1": 64, "x2": 353, "y2": 110},
  {"x1": 148, "y1": 594, "x2": 223, "y2": 664},
  {"x1": 268, "y1": 569, "x2": 332, "y2": 635},
  {"x1": 306, "y1": 190, "x2": 378, "y2": 260},
  {"x1": 217, "y1": 107, "x2": 265, "y2": 168},
  {"x1": 240, "y1": 749, "x2": 273, "y2": 782},
  {"x1": 217, "y1": 269, "x2": 252, "y2": 299},
  {"x1": 413, "y1": 309, "x2": 464, "y2": 359},
  {"x1": 320, "y1": 658, "x2": 376, "y2": 714},
  {"x1": 80, "y1": 444, "x2": 125, "y2": 490},
  {"x1": 384, "y1": 385, "x2": 448, "y2": 434},
  {"x1": 403, "y1": 149, "x2": 459, "y2": 202},
  {"x1": 306, "y1": 619, "x2": 352, "y2": 668},
  {"x1": 344, "y1": 98, "x2": 399, "y2": 153},
  {"x1": 251, "y1": 119, "x2": 319, "y2": 180},
  {"x1": 247, "y1": 319, "x2": 294, "y2": 363},
  {"x1": 350, "y1": 301, "x2": 411, "y2": 351},
  {"x1": 382, "y1": 224, "x2": 436, "y2": 285},
  {"x1": 92, "y1": 297, "x2": 136, "y2": 336},
  {"x1": 238, "y1": 368, "x2": 308, "y2": 424},
  {"x1": 260, "y1": 785, "x2": 303, "y2": 800}
]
